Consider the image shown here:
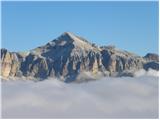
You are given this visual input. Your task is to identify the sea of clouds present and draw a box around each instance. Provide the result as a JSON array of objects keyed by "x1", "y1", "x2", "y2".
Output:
[{"x1": 1, "y1": 69, "x2": 159, "y2": 118}]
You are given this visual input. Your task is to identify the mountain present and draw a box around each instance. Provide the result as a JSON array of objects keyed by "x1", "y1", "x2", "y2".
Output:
[{"x1": 1, "y1": 32, "x2": 159, "y2": 82}]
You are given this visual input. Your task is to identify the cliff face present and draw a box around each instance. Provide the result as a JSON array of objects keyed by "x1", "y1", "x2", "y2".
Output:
[
  {"x1": 1, "y1": 49, "x2": 20, "y2": 77},
  {"x1": 1, "y1": 32, "x2": 159, "y2": 81}
]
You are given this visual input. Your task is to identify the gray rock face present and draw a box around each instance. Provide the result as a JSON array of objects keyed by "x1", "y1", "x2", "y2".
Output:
[
  {"x1": 1, "y1": 49, "x2": 22, "y2": 77},
  {"x1": 143, "y1": 61, "x2": 159, "y2": 71},
  {"x1": 1, "y1": 32, "x2": 159, "y2": 81},
  {"x1": 144, "y1": 53, "x2": 159, "y2": 62},
  {"x1": 100, "y1": 47, "x2": 145, "y2": 75}
]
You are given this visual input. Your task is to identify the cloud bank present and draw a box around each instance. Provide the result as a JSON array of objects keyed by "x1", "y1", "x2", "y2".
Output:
[{"x1": 2, "y1": 70, "x2": 159, "y2": 118}]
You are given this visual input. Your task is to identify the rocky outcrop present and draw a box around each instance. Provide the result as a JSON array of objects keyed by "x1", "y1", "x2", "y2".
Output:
[
  {"x1": 143, "y1": 53, "x2": 159, "y2": 71},
  {"x1": 1, "y1": 49, "x2": 21, "y2": 77},
  {"x1": 143, "y1": 61, "x2": 159, "y2": 71},
  {"x1": 1, "y1": 32, "x2": 159, "y2": 81},
  {"x1": 144, "y1": 53, "x2": 159, "y2": 62},
  {"x1": 100, "y1": 47, "x2": 145, "y2": 75}
]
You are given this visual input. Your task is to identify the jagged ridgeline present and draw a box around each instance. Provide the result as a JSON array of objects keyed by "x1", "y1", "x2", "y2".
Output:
[{"x1": 1, "y1": 32, "x2": 159, "y2": 82}]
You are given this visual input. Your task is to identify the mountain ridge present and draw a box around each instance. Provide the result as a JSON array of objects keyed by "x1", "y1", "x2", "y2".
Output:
[{"x1": 1, "y1": 32, "x2": 159, "y2": 82}]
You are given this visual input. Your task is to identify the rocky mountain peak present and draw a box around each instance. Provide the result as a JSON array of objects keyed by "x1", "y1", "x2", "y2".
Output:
[
  {"x1": 57, "y1": 32, "x2": 75, "y2": 41},
  {"x1": 42, "y1": 32, "x2": 99, "y2": 53},
  {"x1": 1, "y1": 32, "x2": 159, "y2": 82},
  {"x1": 56, "y1": 32, "x2": 92, "y2": 47},
  {"x1": 62, "y1": 32, "x2": 75, "y2": 38}
]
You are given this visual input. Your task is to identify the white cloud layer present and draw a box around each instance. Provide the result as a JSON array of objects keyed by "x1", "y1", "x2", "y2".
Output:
[{"x1": 1, "y1": 70, "x2": 159, "y2": 118}]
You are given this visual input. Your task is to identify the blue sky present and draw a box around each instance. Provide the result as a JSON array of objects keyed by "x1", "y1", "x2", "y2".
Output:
[{"x1": 2, "y1": 1, "x2": 158, "y2": 56}]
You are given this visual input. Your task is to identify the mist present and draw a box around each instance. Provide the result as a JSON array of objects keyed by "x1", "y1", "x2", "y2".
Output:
[{"x1": 1, "y1": 69, "x2": 159, "y2": 118}]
